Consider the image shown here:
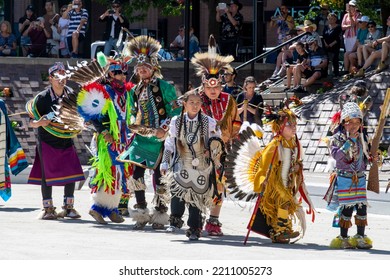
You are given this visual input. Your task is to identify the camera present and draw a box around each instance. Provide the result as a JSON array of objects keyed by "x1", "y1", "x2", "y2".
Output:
[
  {"x1": 218, "y1": 3, "x2": 226, "y2": 10},
  {"x1": 108, "y1": 10, "x2": 115, "y2": 14}
]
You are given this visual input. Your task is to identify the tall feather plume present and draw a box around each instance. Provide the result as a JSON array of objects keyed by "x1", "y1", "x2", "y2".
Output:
[{"x1": 191, "y1": 34, "x2": 234, "y2": 78}]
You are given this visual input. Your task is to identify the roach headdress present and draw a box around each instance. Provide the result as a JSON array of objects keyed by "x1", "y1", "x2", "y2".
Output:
[{"x1": 191, "y1": 35, "x2": 234, "y2": 87}]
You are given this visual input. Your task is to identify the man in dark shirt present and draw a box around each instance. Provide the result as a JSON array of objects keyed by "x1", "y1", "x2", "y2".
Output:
[
  {"x1": 216, "y1": 0, "x2": 243, "y2": 59},
  {"x1": 99, "y1": 0, "x2": 129, "y2": 56},
  {"x1": 222, "y1": 66, "x2": 242, "y2": 99},
  {"x1": 27, "y1": 62, "x2": 85, "y2": 220}
]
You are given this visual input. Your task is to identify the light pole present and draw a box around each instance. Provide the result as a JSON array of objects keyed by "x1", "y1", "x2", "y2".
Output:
[{"x1": 183, "y1": 0, "x2": 191, "y2": 92}]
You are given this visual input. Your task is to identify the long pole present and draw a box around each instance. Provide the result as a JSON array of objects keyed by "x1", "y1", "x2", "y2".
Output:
[{"x1": 183, "y1": 0, "x2": 191, "y2": 93}]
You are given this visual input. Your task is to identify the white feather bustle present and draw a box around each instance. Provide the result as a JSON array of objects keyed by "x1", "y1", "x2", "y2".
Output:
[
  {"x1": 91, "y1": 188, "x2": 122, "y2": 209},
  {"x1": 149, "y1": 210, "x2": 169, "y2": 225},
  {"x1": 79, "y1": 87, "x2": 108, "y2": 116},
  {"x1": 231, "y1": 135, "x2": 264, "y2": 194},
  {"x1": 130, "y1": 208, "x2": 151, "y2": 224}
]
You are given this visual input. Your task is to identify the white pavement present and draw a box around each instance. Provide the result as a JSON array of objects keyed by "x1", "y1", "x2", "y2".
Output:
[{"x1": 1, "y1": 171, "x2": 390, "y2": 261}]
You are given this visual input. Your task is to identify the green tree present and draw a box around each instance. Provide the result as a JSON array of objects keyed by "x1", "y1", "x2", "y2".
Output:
[
  {"x1": 92, "y1": 0, "x2": 185, "y2": 23},
  {"x1": 357, "y1": 0, "x2": 390, "y2": 32}
]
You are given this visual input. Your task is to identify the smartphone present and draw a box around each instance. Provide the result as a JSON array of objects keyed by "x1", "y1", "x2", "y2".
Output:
[
  {"x1": 108, "y1": 10, "x2": 115, "y2": 14},
  {"x1": 218, "y1": 3, "x2": 226, "y2": 10},
  {"x1": 72, "y1": 5, "x2": 78, "y2": 9}
]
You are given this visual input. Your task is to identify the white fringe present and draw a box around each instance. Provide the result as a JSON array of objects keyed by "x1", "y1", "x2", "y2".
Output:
[
  {"x1": 149, "y1": 209, "x2": 169, "y2": 225},
  {"x1": 130, "y1": 208, "x2": 151, "y2": 223}
]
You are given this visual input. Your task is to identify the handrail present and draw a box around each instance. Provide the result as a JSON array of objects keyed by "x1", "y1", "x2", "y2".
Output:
[{"x1": 236, "y1": 31, "x2": 310, "y2": 71}]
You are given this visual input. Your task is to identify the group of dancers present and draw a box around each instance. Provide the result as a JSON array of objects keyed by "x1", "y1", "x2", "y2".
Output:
[{"x1": 0, "y1": 34, "x2": 379, "y2": 249}]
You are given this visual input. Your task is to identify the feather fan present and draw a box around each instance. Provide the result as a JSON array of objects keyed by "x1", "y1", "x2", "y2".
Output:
[{"x1": 224, "y1": 126, "x2": 265, "y2": 202}]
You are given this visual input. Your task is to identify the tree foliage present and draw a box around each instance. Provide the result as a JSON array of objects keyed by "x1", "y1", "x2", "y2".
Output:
[{"x1": 92, "y1": 0, "x2": 185, "y2": 23}]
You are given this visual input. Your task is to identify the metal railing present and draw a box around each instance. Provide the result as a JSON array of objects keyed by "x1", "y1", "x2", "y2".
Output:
[{"x1": 236, "y1": 31, "x2": 310, "y2": 74}]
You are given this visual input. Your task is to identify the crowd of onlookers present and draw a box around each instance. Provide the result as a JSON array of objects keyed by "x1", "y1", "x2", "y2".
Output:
[
  {"x1": 267, "y1": 0, "x2": 390, "y2": 94},
  {"x1": 1, "y1": 0, "x2": 88, "y2": 58},
  {"x1": 1, "y1": 0, "x2": 389, "y2": 93}
]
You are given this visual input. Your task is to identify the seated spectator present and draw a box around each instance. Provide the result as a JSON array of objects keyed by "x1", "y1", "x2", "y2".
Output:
[
  {"x1": 355, "y1": 16, "x2": 390, "y2": 77},
  {"x1": 270, "y1": 29, "x2": 298, "y2": 81},
  {"x1": 18, "y1": 5, "x2": 37, "y2": 56},
  {"x1": 355, "y1": 20, "x2": 380, "y2": 69},
  {"x1": 170, "y1": 25, "x2": 185, "y2": 58},
  {"x1": 345, "y1": 16, "x2": 369, "y2": 73},
  {"x1": 64, "y1": 0, "x2": 88, "y2": 58},
  {"x1": 189, "y1": 27, "x2": 200, "y2": 59},
  {"x1": 222, "y1": 66, "x2": 242, "y2": 99},
  {"x1": 236, "y1": 76, "x2": 263, "y2": 125},
  {"x1": 23, "y1": 17, "x2": 50, "y2": 57},
  {"x1": 0, "y1": 20, "x2": 17, "y2": 57},
  {"x1": 323, "y1": 13, "x2": 342, "y2": 77},
  {"x1": 289, "y1": 36, "x2": 328, "y2": 93},
  {"x1": 285, "y1": 42, "x2": 308, "y2": 90}
]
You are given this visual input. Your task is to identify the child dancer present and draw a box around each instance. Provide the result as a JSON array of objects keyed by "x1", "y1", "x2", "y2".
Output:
[
  {"x1": 326, "y1": 102, "x2": 373, "y2": 249},
  {"x1": 160, "y1": 90, "x2": 222, "y2": 240}
]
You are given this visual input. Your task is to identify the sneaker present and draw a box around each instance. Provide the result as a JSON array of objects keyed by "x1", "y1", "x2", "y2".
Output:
[
  {"x1": 57, "y1": 208, "x2": 81, "y2": 219},
  {"x1": 352, "y1": 234, "x2": 373, "y2": 249},
  {"x1": 89, "y1": 209, "x2": 107, "y2": 224},
  {"x1": 205, "y1": 219, "x2": 223, "y2": 236},
  {"x1": 269, "y1": 75, "x2": 281, "y2": 82},
  {"x1": 41, "y1": 207, "x2": 57, "y2": 220},
  {"x1": 283, "y1": 87, "x2": 291, "y2": 92},
  {"x1": 108, "y1": 211, "x2": 125, "y2": 223},
  {"x1": 71, "y1": 52, "x2": 78, "y2": 58},
  {"x1": 375, "y1": 62, "x2": 388, "y2": 73},
  {"x1": 354, "y1": 68, "x2": 365, "y2": 78},
  {"x1": 166, "y1": 225, "x2": 178, "y2": 233}
]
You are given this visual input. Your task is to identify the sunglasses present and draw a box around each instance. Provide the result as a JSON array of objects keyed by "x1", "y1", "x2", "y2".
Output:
[
  {"x1": 179, "y1": 29, "x2": 184, "y2": 32},
  {"x1": 368, "y1": 25, "x2": 375, "y2": 28},
  {"x1": 112, "y1": 5, "x2": 120, "y2": 8},
  {"x1": 111, "y1": 70, "x2": 126, "y2": 75}
]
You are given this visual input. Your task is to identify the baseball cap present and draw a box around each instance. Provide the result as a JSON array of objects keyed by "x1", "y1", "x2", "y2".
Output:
[
  {"x1": 358, "y1": 16, "x2": 370, "y2": 22},
  {"x1": 348, "y1": 0, "x2": 357, "y2": 6},
  {"x1": 26, "y1": 5, "x2": 34, "y2": 11},
  {"x1": 48, "y1": 62, "x2": 66, "y2": 76}
]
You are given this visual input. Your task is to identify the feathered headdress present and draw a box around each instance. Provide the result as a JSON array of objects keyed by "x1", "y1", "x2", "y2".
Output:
[
  {"x1": 263, "y1": 101, "x2": 298, "y2": 135},
  {"x1": 123, "y1": 35, "x2": 162, "y2": 78},
  {"x1": 191, "y1": 35, "x2": 234, "y2": 87}
]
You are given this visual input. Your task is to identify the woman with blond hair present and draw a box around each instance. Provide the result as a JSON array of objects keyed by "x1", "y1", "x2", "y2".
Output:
[{"x1": 0, "y1": 21, "x2": 17, "y2": 57}]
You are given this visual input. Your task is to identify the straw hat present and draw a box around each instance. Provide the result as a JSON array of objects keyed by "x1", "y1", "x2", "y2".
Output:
[{"x1": 299, "y1": 20, "x2": 317, "y2": 32}]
